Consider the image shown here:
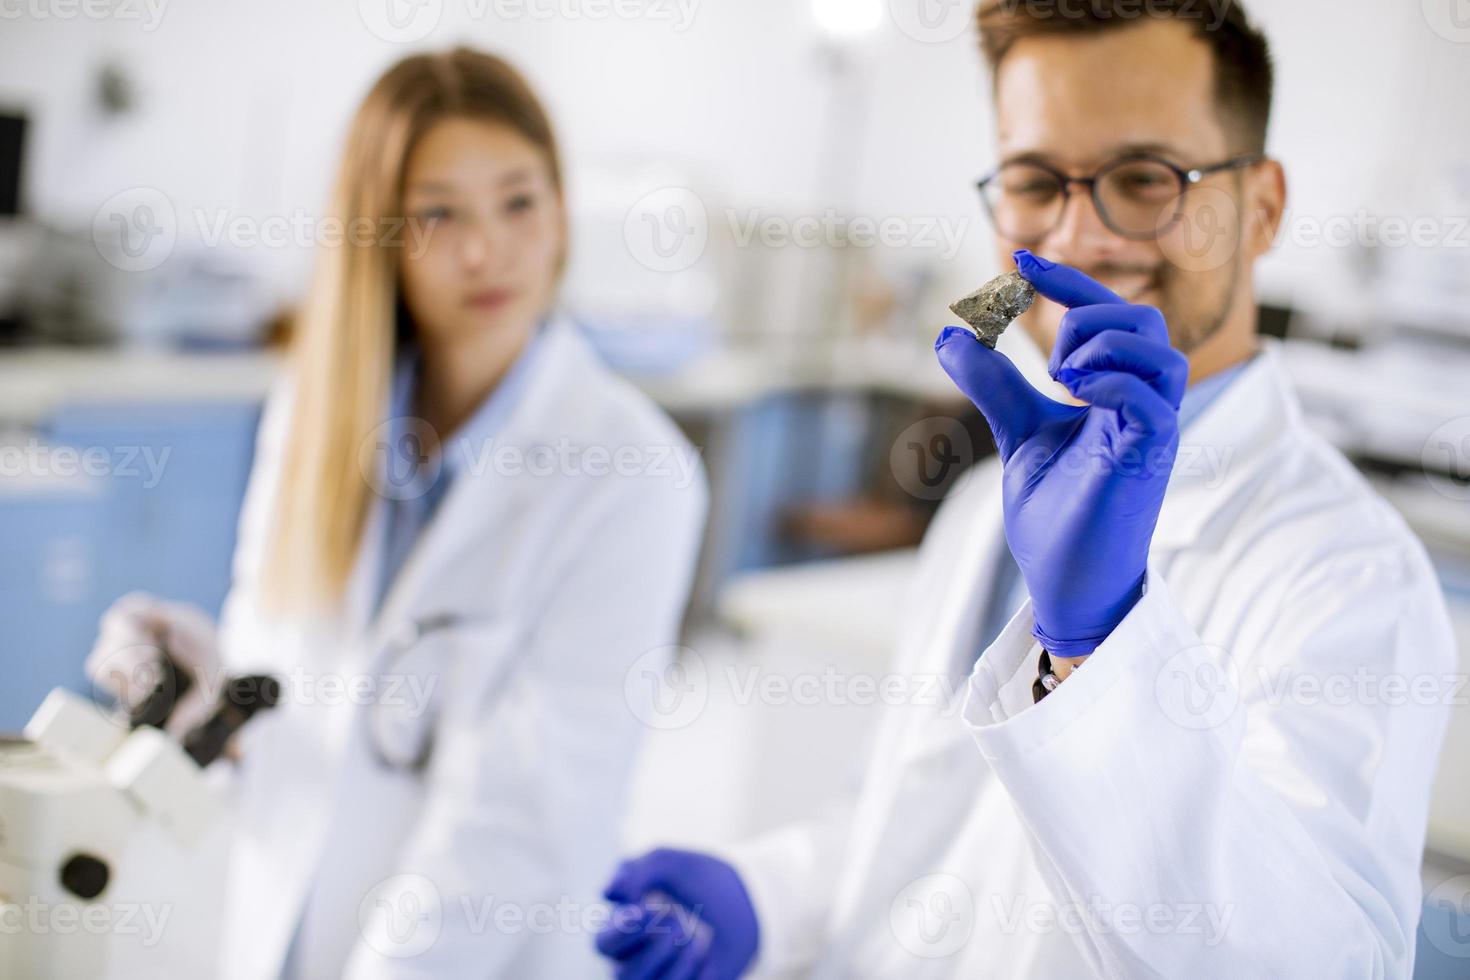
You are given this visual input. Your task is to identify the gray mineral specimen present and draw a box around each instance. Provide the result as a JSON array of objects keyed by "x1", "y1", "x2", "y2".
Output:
[{"x1": 948, "y1": 271, "x2": 1036, "y2": 349}]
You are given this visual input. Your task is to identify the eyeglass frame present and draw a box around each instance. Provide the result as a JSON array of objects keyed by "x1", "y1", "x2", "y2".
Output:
[{"x1": 974, "y1": 152, "x2": 1266, "y2": 244}]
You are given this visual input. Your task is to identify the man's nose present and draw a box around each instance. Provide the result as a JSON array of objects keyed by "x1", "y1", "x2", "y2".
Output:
[{"x1": 1042, "y1": 186, "x2": 1128, "y2": 265}]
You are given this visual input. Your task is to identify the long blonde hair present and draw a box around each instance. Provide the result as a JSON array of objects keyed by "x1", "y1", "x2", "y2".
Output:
[{"x1": 265, "y1": 48, "x2": 564, "y2": 612}]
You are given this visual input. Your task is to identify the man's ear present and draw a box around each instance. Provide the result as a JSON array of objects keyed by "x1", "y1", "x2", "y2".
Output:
[{"x1": 1244, "y1": 159, "x2": 1286, "y2": 260}]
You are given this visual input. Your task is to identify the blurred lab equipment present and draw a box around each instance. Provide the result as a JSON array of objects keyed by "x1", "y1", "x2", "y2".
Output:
[
  {"x1": 0, "y1": 669, "x2": 278, "y2": 978},
  {"x1": 0, "y1": 110, "x2": 28, "y2": 344}
]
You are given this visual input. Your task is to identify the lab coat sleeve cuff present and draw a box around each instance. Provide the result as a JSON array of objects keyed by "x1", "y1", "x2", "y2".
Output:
[
  {"x1": 723, "y1": 825, "x2": 835, "y2": 978},
  {"x1": 961, "y1": 567, "x2": 1221, "y2": 755}
]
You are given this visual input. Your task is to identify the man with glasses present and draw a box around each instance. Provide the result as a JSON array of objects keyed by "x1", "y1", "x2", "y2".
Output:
[{"x1": 596, "y1": 3, "x2": 1454, "y2": 977}]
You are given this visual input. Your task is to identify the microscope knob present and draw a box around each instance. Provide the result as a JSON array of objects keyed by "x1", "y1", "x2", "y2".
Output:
[{"x1": 59, "y1": 853, "x2": 111, "y2": 900}]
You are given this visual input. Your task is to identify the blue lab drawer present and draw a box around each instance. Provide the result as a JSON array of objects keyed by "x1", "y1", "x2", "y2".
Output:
[{"x1": 0, "y1": 399, "x2": 261, "y2": 729}]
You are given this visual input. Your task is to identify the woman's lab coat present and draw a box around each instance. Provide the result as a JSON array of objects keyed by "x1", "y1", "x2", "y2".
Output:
[
  {"x1": 730, "y1": 342, "x2": 1454, "y2": 978},
  {"x1": 213, "y1": 317, "x2": 707, "y2": 979}
]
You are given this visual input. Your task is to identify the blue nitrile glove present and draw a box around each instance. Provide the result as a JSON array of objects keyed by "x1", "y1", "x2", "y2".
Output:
[
  {"x1": 596, "y1": 848, "x2": 759, "y2": 980},
  {"x1": 935, "y1": 249, "x2": 1188, "y2": 659}
]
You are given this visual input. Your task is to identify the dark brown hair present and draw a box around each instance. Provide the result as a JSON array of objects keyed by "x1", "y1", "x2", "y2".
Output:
[{"x1": 976, "y1": 0, "x2": 1274, "y2": 152}]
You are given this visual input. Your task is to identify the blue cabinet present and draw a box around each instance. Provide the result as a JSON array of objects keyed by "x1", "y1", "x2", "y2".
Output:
[{"x1": 0, "y1": 400, "x2": 260, "y2": 730}]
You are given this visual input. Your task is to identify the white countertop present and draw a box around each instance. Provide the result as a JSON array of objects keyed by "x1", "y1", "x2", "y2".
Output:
[
  {"x1": 716, "y1": 548, "x2": 919, "y2": 657},
  {"x1": 631, "y1": 334, "x2": 961, "y2": 413},
  {"x1": 3, "y1": 337, "x2": 1462, "y2": 459},
  {"x1": 0, "y1": 348, "x2": 283, "y2": 426},
  {"x1": 0, "y1": 336, "x2": 960, "y2": 426},
  {"x1": 1278, "y1": 338, "x2": 1470, "y2": 468}
]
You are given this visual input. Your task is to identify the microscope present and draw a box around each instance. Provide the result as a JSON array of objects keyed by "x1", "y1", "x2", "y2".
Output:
[{"x1": 0, "y1": 661, "x2": 278, "y2": 977}]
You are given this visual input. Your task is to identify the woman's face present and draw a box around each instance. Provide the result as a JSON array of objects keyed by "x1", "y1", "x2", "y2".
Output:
[{"x1": 398, "y1": 116, "x2": 565, "y2": 346}]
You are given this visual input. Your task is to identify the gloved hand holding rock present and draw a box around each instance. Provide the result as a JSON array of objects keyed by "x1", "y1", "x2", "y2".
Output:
[{"x1": 935, "y1": 249, "x2": 1188, "y2": 659}]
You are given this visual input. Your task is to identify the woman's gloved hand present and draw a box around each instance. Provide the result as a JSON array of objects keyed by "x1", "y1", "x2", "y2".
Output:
[
  {"x1": 86, "y1": 591, "x2": 223, "y2": 733},
  {"x1": 595, "y1": 848, "x2": 759, "y2": 980},
  {"x1": 935, "y1": 249, "x2": 1188, "y2": 659}
]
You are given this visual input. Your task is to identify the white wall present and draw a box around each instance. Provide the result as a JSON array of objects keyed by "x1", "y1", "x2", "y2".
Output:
[
  {"x1": 0, "y1": 0, "x2": 1466, "y2": 329},
  {"x1": 837, "y1": 0, "x2": 1470, "y2": 319}
]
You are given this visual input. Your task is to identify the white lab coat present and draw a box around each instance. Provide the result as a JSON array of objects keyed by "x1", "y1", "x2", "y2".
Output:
[
  {"x1": 213, "y1": 317, "x2": 707, "y2": 979},
  {"x1": 729, "y1": 342, "x2": 1454, "y2": 978}
]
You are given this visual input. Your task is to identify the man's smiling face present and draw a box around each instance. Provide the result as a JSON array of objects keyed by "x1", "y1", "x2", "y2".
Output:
[{"x1": 992, "y1": 18, "x2": 1275, "y2": 361}]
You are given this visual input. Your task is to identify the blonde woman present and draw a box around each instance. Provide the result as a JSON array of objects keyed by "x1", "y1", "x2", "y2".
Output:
[{"x1": 88, "y1": 48, "x2": 707, "y2": 978}]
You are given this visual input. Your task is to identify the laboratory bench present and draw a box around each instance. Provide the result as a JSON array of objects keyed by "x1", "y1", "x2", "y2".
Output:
[
  {"x1": 1, "y1": 337, "x2": 1468, "y2": 977},
  {"x1": 3, "y1": 334, "x2": 1467, "y2": 730},
  {"x1": 0, "y1": 337, "x2": 958, "y2": 731}
]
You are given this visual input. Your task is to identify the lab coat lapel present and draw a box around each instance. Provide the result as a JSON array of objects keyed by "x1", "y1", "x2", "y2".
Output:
[
  {"x1": 1151, "y1": 341, "x2": 1295, "y2": 551},
  {"x1": 907, "y1": 342, "x2": 1292, "y2": 688},
  {"x1": 336, "y1": 495, "x2": 388, "y2": 662},
  {"x1": 222, "y1": 323, "x2": 595, "y2": 980},
  {"x1": 822, "y1": 466, "x2": 1009, "y2": 941},
  {"x1": 924, "y1": 471, "x2": 1009, "y2": 682},
  {"x1": 234, "y1": 324, "x2": 583, "y2": 980},
  {"x1": 829, "y1": 347, "x2": 1300, "y2": 967},
  {"x1": 846, "y1": 464, "x2": 1008, "y2": 809},
  {"x1": 365, "y1": 317, "x2": 579, "y2": 660},
  {"x1": 858, "y1": 345, "x2": 1295, "y2": 812}
]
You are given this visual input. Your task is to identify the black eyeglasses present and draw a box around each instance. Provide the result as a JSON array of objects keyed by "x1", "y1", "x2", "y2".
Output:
[{"x1": 975, "y1": 153, "x2": 1264, "y2": 244}]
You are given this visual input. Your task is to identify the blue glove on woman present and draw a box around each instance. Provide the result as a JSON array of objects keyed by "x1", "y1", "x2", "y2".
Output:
[{"x1": 935, "y1": 249, "x2": 1188, "y2": 658}]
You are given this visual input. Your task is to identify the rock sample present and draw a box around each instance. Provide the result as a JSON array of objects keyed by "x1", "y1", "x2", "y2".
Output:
[{"x1": 948, "y1": 271, "x2": 1036, "y2": 349}]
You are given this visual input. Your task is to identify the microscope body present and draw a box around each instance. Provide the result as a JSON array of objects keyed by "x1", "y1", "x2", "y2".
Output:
[{"x1": 0, "y1": 689, "x2": 222, "y2": 978}]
